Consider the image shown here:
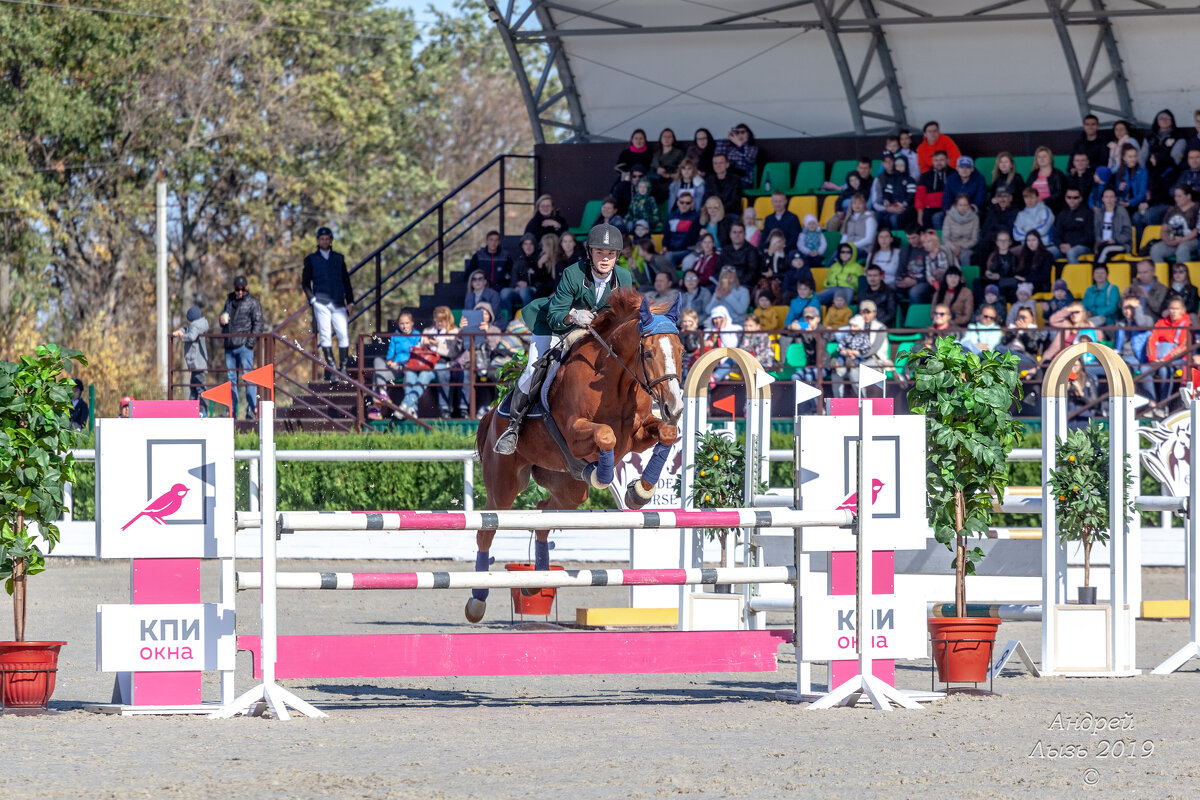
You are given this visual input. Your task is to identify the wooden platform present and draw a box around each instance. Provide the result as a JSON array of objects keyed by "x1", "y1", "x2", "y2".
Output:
[
  {"x1": 239, "y1": 630, "x2": 792, "y2": 679},
  {"x1": 1142, "y1": 599, "x2": 1189, "y2": 619},
  {"x1": 574, "y1": 607, "x2": 679, "y2": 627}
]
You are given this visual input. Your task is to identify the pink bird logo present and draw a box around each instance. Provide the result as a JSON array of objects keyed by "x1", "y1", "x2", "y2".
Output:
[
  {"x1": 836, "y1": 478, "x2": 885, "y2": 514},
  {"x1": 121, "y1": 483, "x2": 190, "y2": 530}
]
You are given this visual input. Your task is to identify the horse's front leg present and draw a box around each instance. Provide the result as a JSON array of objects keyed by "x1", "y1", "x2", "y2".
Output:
[
  {"x1": 569, "y1": 417, "x2": 617, "y2": 489},
  {"x1": 624, "y1": 416, "x2": 680, "y2": 509}
]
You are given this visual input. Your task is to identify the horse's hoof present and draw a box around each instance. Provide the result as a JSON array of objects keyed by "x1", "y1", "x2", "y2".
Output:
[
  {"x1": 465, "y1": 597, "x2": 487, "y2": 623},
  {"x1": 624, "y1": 478, "x2": 655, "y2": 509}
]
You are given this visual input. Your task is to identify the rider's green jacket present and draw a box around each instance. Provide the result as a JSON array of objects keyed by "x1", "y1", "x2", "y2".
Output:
[{"x1": 523, "y1": 259, "x2": 634, "y2": 337}]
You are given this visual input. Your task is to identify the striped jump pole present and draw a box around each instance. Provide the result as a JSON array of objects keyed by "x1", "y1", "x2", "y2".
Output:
[
  {"x1": 238, "y1": 508, "x2": 853, "y2": 533},
  {"x1": 237, "y1": 565, "x2": 798, "y2": 592}
]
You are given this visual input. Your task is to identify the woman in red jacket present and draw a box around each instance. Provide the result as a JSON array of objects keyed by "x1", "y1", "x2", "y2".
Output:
[{"x1": 1146, "y1": 297, "x2": 1192, "y2": 411}]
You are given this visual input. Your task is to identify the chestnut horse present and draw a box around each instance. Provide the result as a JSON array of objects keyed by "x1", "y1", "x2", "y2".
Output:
[{"x1": 469, "y1": 289, "x2": 684, "y2": 621}]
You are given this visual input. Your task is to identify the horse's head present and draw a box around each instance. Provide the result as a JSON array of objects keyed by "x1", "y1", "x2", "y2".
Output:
[{"x1": 638, "y1": 294, "x2": 685, "y2": 425}]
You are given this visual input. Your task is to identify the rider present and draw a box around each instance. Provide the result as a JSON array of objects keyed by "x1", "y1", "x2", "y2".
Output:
[{"x1": 493, "y1": 222, "x2": 633, "y2": 455}]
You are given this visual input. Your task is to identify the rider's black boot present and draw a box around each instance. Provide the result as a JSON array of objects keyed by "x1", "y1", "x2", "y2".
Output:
[
  {"x1": 493, "y1": 387, "x2": 532, "y2": 455},
  {"x1": 321, "y1": 346, "x2": 336, "y2": 381}
]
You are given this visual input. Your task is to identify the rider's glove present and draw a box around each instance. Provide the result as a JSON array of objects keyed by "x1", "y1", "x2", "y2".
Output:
[{"x1": 567, "y1": 308, "x2": 596, "y2": 327}]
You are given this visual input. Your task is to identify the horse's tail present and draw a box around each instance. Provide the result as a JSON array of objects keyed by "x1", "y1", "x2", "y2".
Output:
[{"x1": 475, "y1": 404, "x2": 495, "y2": 455}]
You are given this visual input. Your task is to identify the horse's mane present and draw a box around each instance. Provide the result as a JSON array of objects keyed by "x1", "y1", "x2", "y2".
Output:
[{"x1": 590, "y1": 287, "x2": 669, "y2": 339}]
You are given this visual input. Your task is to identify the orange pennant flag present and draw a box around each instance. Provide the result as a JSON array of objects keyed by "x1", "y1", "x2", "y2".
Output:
[
  {"x1": 242, "y1": 363, "x2": 274, "y2": 400},
  {"x1": 201, "y1": 381, "x2": 232, "y2": 408},
  {"x1": 712, "y1": 393, "x2": 736, "y2": 416}
]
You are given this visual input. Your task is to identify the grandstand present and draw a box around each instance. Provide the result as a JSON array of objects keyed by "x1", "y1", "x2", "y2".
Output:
[{"x1": 175, "y1": 1, "x2": 1200, "y2": 430}]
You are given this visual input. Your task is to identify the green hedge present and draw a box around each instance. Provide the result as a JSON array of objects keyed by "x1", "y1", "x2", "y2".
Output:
[{"x1": 69, "y1": 431, "x2": 616, "y2": 516}]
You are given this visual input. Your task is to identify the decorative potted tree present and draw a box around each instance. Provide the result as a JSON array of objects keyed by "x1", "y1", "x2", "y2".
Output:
[
  {"x1": 0, "y1": 344, "x2": 87, "y2": 707},
  {"x1": 906, "y1": 337, "x2": 1022, "y2": 682},
  {"x1": 1047, "y1": 423, "x2": 1133, "y2": 605},
  {"x1": 676, "y1": 429, "x2": 765, "y2": 589}
]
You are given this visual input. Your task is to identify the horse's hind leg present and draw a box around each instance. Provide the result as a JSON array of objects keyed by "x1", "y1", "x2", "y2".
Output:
[
  {"x1": 522, "y1": 467, "x2": 589, "y2": 595},
  {"x1": 466, "y1": 453, "x2": 531, "y2": 624}
]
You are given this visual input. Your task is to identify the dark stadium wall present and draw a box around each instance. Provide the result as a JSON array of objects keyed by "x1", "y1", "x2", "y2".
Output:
[{"x1": 536, "y1": 129, "x2": 1080, "y2": 231}]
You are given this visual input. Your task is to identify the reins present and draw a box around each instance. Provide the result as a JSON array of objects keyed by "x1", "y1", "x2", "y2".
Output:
[{"x1": 585, "y1": 324, "x2": 679, "y2": 398}]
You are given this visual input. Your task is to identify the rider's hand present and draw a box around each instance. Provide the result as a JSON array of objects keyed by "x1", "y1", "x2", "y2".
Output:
[{"x1": 567, "y1": 308, "x2": 596, "y2": 327}]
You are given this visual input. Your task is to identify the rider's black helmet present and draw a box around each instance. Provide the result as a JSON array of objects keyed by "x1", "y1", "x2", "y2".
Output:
[{"x1": 586, "y1": 223, "x2": 623, "y2": 252}]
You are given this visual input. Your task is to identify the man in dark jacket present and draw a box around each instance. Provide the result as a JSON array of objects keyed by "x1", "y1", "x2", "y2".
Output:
[
  {"x1": 703, "y1": 153, "x2": 744, "y2": 216},
  {"x1": 1071, "y1": 114, "x2": 1111, "y2": 169},
  {"x1": 719, "y1": 222, "x2": 765, "y2": 286},
  {"x1": 1054, "y1": 189, "x2": 1095, "y2": 263},
  {"x1": 915, "y1": 150, "x2": 950, "y2": 229},
  {"x1": 221, "y1": 275, "x2": 266, "y2": 419},
  {"x1": 467, "y1": 230, "x2": 513, "y2": 288},
  {"x1": 943, "y1": 156, "x2": 987, "y2": 213},
  {"x1": 978, "y1": 188, "x2": 1019, "y2": 262},
  {"x1": 302, "y1": 226, "x2": 355, "y2": 376},
  {"x1": 858, "y1": 265, "x2": 898, "y2": 327}
]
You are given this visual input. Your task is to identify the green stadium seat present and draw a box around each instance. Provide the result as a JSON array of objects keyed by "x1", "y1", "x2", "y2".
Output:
[
  {"x1": 1053, "y1": 154, "x2": 1068, "y2": 171},
  {"x1": 973, "y1": 157, "x2": 996, "y2": 180},
  {"x1": 1013, "y1": 155, "x2": 1034, "y2": 177},
  {"x1": 745, "y1": 162, "x2": 792, "y2": 197},
  {"x1": 889, "y1": 303, "x2": 931, "y2": 343},
  {"x1": 570, "y1": 200, "x2": 603, "y2": 235},
  {"x1": 784, "y1": 342, "x2": 807, "y2": 368},
  {"x1": 891, "y1": 229, "x2": 908, "y2": 246},
  {"x1": 791, "y1": 161, "x2": 826, "y2": 194},
  {"x1": 960, "y1": 264, "x2": 980, "y2": 288},
  {"x1": 821, "y1": 160, "x2": 858, "y2": 193}
]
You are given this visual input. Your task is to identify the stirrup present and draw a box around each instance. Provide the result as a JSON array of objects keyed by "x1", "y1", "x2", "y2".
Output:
[{"x1": 493, "y1": 425, "x2": 520, "y2": 455}]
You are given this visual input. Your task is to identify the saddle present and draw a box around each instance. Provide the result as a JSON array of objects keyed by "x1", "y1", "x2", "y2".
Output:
[
  {"x1": 494, "y1": 327, "x2": 588, "y2": 421},
  {"x1": 496, "y1": 327, "x2": 592, "y2": 481}
]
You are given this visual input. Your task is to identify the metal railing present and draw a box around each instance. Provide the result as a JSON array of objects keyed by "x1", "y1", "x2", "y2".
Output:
[
  {"x1": 269, "y1": 154, "x2": 536, "y2": 398},
  {"x1": 170, "y1": 321, "x2": 1198, "y2": 425}
]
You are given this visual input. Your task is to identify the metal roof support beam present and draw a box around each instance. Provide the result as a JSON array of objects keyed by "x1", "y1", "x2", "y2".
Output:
[
  {"x1": 859, "y1": 0, "x2": 909, "y2": 130},
  {"x1": 815, "y1": 0, "x2": 867, "y2": 135},
  {"x1": 485, "y1": 0, "x2": 591, "y2": 144},
  {"x1": 1044, "y1": 0, "x2": 1135, "y2": 124}
]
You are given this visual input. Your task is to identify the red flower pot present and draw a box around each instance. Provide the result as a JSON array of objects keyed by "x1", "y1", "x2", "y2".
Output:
[
  {"x1": 505, "y1": 563, "x2": 564, "y2": 616},
  {"x1": 928, "y1": 618, "x2": 1000, "y2": 683},
  {"x1": 0, "y1": 641, "x2": 66, "y2": 708}
]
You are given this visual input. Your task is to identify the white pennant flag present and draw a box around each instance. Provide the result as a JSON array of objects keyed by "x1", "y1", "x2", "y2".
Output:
[{"x1": 858, "y1": 364, "x2": 886, "y2": 396}]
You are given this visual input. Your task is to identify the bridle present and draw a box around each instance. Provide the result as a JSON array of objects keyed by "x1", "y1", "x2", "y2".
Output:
[{"x1": 586, "y1": 324, "x2": 681, "y2": 401}]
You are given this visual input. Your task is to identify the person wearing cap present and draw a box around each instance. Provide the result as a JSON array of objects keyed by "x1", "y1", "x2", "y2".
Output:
[
  {"x1": 943, "y1": 155, "x2": 987, "y2": 214},
  {"x1": 220, "y1": 275, "x2": 265, "y2": 420},
  {"x1": 119, "y1": 396, "x2": 133, "y2": 418},
  {"x1": 302, "y1": 226, "x2": 355, "y2": 380},
  {"x1": 173, "y1": 305, "x2": 209, "y2": 417},
  {"x1": 493, "y1": 222, "x2": 634, "y2": 455},
  {"x1": 871, "y1": 151, "x2": 915, "y2": 231},
  {"x1": 69, "y1": 378, "x2": 89, "y2": 431}
]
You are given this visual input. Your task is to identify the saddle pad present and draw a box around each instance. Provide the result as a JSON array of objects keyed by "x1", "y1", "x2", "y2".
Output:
[{"x1": 495, "y1": 389, "x2": 547, "y2": 419}]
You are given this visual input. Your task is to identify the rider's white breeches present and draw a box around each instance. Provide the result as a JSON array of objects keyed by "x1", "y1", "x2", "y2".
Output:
[{"x1": 517, "y1": 333, "x2": 556, "y2": 394}]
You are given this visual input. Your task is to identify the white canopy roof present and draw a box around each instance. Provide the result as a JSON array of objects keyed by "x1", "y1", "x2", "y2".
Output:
[{"x1": 485, "y1": 0, "x2": 1200, "y2": 143}]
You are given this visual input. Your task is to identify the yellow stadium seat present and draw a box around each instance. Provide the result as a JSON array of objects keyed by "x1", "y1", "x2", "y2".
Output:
[
  {"x1": 1188, "y1": 262, "x2": 1200, "y2": 287},
  {"x1": 1059, "y1": 263, "x2": 1093, "y2": 298},
  {"x1": 651, "y1": 233, "x2": 663, "y2": 251},
  {"x1": 1156, "y1": 261, "x2": 1169, "y2": 285},
  {"x1": 788, "y1": 195, "x2": 818, "y2": 220},
  {"x1": 818, "y1": 195, "x2": 838, "y2": 227},
  {"x1": 811, "y1": 267, "x2": 829, "y2": 292},
  {"x1": 753, "y1": 196, "x2": 775, "y2": 221},
  {"x1": 1138, "y1": 225, "x2": 1161, "y2": 256}
]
